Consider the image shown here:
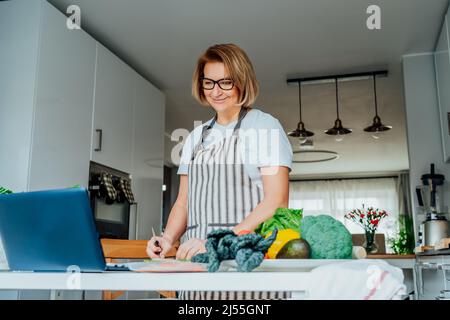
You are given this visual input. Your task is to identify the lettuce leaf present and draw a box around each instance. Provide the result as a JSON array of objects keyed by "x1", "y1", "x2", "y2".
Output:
[{"x1": 255, "y1": 208, "x2": 303, "y2": 237}]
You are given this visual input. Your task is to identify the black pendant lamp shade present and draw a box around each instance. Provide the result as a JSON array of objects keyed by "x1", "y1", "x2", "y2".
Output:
[
  {"x1": 364, "y1": 75, "x2": 392, "y2": 133},
  {"x1": 325, "y1": 119, "x2": 352, "y2": 135},
  {"x1": 325, "y1": 78, "x2": 352, "y2": 136},
  {"x1": 288, "y1": 82, "x2": 314, "y2": 140}
]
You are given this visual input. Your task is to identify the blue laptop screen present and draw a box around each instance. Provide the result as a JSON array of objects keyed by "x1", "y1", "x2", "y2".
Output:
[{"x1": 0, "y1": 188, "x2": 106, "y2": 272}]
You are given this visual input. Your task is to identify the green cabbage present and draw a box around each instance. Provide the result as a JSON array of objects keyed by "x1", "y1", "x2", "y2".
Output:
[
  {"x1": 300, "y1": 215, "x2": 353, "y2": 259},
  {"x1": 255, "y1": 208, "x2": 303, "y2": 237}
]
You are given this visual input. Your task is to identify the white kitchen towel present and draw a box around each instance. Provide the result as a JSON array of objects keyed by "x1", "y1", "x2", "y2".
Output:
[{"x1": 305, "y1": 259, "x2": 407, "y2": 300}]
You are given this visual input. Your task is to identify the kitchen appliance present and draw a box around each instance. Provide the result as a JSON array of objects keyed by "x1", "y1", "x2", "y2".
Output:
[
  {"x1": 421, "y1": 219, "x2": 449, "y2": 247},
  {"x1": 416, "y1": 164, "x2": 449, "y2": 246},
  {"x1": 88, "y1": 162, "x2": 136, "y2": 239}
]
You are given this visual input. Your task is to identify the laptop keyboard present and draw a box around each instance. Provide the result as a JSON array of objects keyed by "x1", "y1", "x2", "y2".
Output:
[{"x1": 106, "y1": 263, "x2": 130, "y2": 271}]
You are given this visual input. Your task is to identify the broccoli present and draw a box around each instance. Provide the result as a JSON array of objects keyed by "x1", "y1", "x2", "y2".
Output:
[{"x1": 300, "y1": 215, "x2": 353, "y2": 259}]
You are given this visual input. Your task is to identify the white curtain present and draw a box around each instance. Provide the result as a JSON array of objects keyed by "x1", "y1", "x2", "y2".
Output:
[{"x1": 289, "y1": 177, "x2": 400, "y2": 238}]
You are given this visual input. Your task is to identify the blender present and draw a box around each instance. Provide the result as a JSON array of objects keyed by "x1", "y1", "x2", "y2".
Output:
[{"x1": 416, "y1": 164, "x2": 449, "y2": 247}]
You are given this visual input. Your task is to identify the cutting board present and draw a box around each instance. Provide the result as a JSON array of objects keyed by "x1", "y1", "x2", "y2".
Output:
[
  {"x1": 415, "y1": 238, "x2": 450, "y2": 252},
  {"x1": 126, "y1": 260, "x2": 208, "y2": 272},
  {"x1": 415, "y1": 245, "x2": 435, "y2": 253},
  {"x1": 435, "y1": 238, "x2": 450, "y2": 250}
]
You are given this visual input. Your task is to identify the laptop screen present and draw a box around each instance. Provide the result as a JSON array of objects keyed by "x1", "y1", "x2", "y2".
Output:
[{"x1": 0, "y1": 188, "x2": 106, "y2": 272}]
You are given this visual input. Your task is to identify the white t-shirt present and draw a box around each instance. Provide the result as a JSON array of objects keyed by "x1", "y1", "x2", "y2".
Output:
[{"x1": 177, "y1": 108, "x2": 293, "y2": 188}]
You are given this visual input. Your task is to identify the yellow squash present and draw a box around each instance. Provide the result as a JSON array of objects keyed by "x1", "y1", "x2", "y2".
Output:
[{"x1": 265, "y1": 229, "x2": 301, "y2": 259}]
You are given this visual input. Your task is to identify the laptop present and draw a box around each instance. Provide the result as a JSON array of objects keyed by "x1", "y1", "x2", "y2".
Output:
[{"x1": 0, "y1": 188, "x2": 129, "y2": 272}]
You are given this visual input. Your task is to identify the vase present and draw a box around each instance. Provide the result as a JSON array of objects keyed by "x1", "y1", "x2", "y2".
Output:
[{"x1": 363, "y1": 230, "x2": 378, "y2": 254}]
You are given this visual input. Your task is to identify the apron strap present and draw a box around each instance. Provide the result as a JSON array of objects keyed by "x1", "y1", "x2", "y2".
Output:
[
  {"x1": 191, "y1": 107, "x2": 249, "y2": 161},
  {"x1": 232, "y1": 106, "x2": 248, "y2": 133},
  {"x1": 191, "y1": 116, "x2": 216, "y2": 161}
]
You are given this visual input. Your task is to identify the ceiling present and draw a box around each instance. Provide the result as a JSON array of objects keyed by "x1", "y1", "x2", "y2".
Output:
[{"x1": 49, "y1": 0, "x2": 449, "y2": 177}]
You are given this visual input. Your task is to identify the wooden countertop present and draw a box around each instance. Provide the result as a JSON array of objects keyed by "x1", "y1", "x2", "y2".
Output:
[{"x1": 416, "y1": 248, "x2": 450, "y2": 257}]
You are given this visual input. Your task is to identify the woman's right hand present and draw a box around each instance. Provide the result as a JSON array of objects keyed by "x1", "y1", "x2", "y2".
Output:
[{"x1": 146, "y1": 235, "x2": 174, "y2": 259}]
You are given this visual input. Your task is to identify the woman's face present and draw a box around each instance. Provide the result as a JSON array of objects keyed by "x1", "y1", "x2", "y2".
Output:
[{"x1": 203, "y1": 61, "x2": 239, "y2": 113}]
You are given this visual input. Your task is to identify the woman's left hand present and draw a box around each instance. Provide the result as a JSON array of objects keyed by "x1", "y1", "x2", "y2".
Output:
[{"x1": 176, "y1": 238, "x2": 207, "y2": 260}]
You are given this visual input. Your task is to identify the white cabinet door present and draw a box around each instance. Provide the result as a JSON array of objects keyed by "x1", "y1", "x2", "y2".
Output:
[
  {"x1": 0, "y1": 0, "x2": 41, "y2": 192},
  {"x1": 434, "y1": 16, "x2": 450, "y2": 162},
  {"x1": 29, "y1": 1, "x2": 96, "y2": 190},
  {"x1": 132, "y1": 74, "x2": 165, "y2": 239},
  {"x1": 92, "y1": 43, "x2": 134, "y2": 173}
]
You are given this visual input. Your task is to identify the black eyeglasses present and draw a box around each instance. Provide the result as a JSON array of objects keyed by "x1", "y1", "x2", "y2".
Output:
[{"x1": 201, "y1": 77, "x2": 234, "y2": 90}]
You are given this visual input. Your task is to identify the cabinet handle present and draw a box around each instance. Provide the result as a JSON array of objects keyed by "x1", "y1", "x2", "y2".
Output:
[
  {"x1": 447, "y1": 113, "x2": 450, "y2": 135},
  {"x1": 95, "y1": 129, "x2": 102, "y2": 152}
]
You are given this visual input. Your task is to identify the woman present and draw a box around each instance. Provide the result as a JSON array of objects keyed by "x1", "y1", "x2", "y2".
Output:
[{"x1": 147, "y1": 43, "x2": 293, "y2": 299}]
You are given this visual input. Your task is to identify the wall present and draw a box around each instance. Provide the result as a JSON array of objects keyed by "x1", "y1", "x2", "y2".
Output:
[{"x1": 402, "y1": 53, "x2": 450, "y2": 236}]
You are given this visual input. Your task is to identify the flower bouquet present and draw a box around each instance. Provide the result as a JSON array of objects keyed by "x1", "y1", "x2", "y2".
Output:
[{"x1": 344, "y1": 205, "x2": 389, "y2": 254}]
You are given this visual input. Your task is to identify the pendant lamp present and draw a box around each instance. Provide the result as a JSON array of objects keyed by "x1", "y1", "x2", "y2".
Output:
[
  {"x1": 364, "y1": 74, "x2": 392, "y2": 139},
  {"x1": 325, "y1": 78, "x2": 352, "y2": 142},
  {"x1": 287, "y1": 82, "x2": 314, "y2": 144}
]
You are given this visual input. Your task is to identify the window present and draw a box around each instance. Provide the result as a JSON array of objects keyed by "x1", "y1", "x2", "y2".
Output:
[{"x1": 289, "y1": 177, "x2": 400, "y2": 238}]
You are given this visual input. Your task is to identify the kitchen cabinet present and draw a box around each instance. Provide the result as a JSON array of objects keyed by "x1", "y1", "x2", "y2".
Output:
[
  {"x1": 0, "y1": 0, "x2": 165, "y2": 299},
  {"x1": 91, "y1": 45, "x2": 166, "y2": 240},
  {"x1": 0, "y1": 0, "x2": 96, "y2": 300},
  {"x1": 0, "y1": 0, "x2": 39, "y2": 193},
  {"x1": 91, "y1": 43, "x2": 135, "y2": 174},
  {"x1": 28, "y1": 0, "x2": 97, "y2": 191},
  {"x1": 434, "y1": 14, "x2": 450, "y2": 162},
  {"x1": 0, "y1": 0, "x2": 96, "y2": 192},
  {"x1": 0, "y1": 0, "x2": 165, "y2": 232},
  {"x1": 131, "y1": 74, "x2": 165, "y2": 239}
]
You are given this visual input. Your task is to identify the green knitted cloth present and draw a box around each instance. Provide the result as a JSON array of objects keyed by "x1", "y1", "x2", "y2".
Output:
[{"x1": 191, "y1": 229, "x2": 278, "y2": 272}]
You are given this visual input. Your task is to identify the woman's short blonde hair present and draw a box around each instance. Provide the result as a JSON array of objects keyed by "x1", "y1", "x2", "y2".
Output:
[{"x1": 192, "y1": 43, "x2": 259, "y2": 108}]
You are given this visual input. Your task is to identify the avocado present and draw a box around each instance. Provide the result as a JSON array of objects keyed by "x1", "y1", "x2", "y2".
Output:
[{"x1": 276, "y1": 238, "x2": 311, "y2": 259}]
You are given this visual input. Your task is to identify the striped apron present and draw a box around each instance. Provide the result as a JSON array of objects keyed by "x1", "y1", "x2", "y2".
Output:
[{"x1": 180, "y1": 107, "x2": 288, "y2": 300}]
